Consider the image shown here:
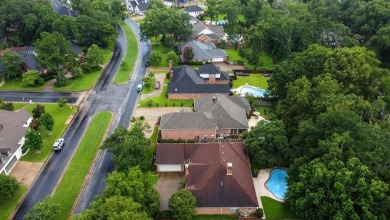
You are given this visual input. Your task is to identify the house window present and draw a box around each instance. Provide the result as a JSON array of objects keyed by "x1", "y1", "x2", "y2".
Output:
[
  {"x1": 231, "y1": 129, "x2": 238, "y2": 134},
  {"x1": 230, "y1": 208, "x2": 239, "y2": 212}
]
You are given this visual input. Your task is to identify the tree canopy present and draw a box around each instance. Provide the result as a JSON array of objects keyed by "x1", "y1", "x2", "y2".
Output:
[
  {"x1": 0, "y1": 174, "x2": 19, "y2": 200},
  {"x1": 168, "y1": 190, "x2": 197, "y2": 220}
]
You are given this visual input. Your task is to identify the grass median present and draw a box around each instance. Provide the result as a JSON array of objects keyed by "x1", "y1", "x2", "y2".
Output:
[
  {"x1": 114, "y1": 20, "x2": 138, "y2": 83},
  {"x1": 0, "y1": 185, "x2": 27, "y2": 220},
  {"x1": 21, "y1": 104, "x2": 77, "y2": 162},
  {"x1": 51, "y1": 111, "x2": 112, "y2": 220}
]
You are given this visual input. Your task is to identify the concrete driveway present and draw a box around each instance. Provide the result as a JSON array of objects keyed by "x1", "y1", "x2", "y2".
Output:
[{"x1": 154, "y1": 172, "x2": 185, "y2": 210}]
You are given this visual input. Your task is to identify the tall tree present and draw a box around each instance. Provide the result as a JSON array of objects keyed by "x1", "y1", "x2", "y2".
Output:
[
  {"x1": 102, "y1": 123, "x2": 150, "y2": 172},
  {"x1": 73, "y1": 196, "x2": 151, "y2": 220},
  {"x1": 40, "y1": 113, "x2": 54, "y2": 131},
  {"x1": 0, "y1": 51, "x2": 23, "y2": 80},
  {"x1": 24, "y1": 196, "x2": 60, "y2": 220},
  {"x1": 35, "y1": 32, "x2": 76, "y2": 79},
  {"x1": 168, "y1": 190, "x2": 197, "y2": 220},
  {"x1": 85, "y1": 44, "x2": 104, "y2": 70},
  {"x1": 24, "y1": 129, "x2": 43, "y2": 150},
  {"x1": 287, "y1": 149, "x2": 389, "y2": 220},
  {"x1": 104, "y1": 167, "x2": 160, "y2": 216},
  {"x1": 0, "y1": 174, "x2": 19, "y2": 200}
]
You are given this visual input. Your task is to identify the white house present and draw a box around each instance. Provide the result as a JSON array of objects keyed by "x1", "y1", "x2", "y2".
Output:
[
  {"x1": 125, "y1": 0, "x2": 149, "y2": 15},
  {"x1": 0, "y1": 110, "x2": 32, "y2": 175},
  {"x1": 183, "y1": 5, "x2": 204, "y2": 18}
]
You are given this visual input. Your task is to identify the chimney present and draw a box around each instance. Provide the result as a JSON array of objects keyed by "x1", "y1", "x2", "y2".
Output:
[
  {"x1": 208, "y1": 74, "x2": 216, "y2": 84},
  {"x1": 168, "y1": 60, "x2": 173, "y2": 70},
  {"x1": 212, "y1": 95, "x2": 216, "y2": 104},
  {"x1": 185, "y1": 163, "x2": 189, "y2": 176},
  {"x1": 169, "y1": 69, "x2": 174, "y2": 79},
  {"x1": 227, "y1": 163, "x2": 233, "y2": 175}
]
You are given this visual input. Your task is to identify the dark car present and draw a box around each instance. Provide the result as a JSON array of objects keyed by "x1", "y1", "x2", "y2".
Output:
[
  {"x1": 154, "y1": 81, "x2": 160, "y2": 90},
  {"x1": 145, "y1": 60, "x2": 150, "y2": 67}
]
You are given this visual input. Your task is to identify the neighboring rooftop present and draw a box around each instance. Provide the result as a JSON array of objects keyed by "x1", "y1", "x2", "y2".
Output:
[
  {"x1": 184, "y1": 5, "x2": 204, "y2": 13},
  {"x1": 179, "y1": 41, "x2": 227, "y2": 61},
  {"x1": 160, "y1": 111, "x2": 217, "y2": 130},
  {"x1": 156, "y1": 142, "x2": 259, "y2": 208}
]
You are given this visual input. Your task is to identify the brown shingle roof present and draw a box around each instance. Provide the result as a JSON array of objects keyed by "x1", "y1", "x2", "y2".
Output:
[{"x1": 156, "y1": 142, "x2": 258, "y2": 208}]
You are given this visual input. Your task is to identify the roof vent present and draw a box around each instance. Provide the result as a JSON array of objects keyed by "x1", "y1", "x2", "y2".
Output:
[
  {"x1": 227, "y1": 163, "x2": 233, "y2": 175},
  {"x1": 175, "y1": 88, "x2": 177, "y2": 92}
]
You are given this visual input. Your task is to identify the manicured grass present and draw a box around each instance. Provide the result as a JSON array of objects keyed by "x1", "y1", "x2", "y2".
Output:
[
  {"x1": 142, "y1": 77, "x2": 156, "y2": 94},
  {"x1": 0, "y1": 79, "x2": 45, "y2": 91},
  {"x1": 12, "y1": 102, "x2": 28, "y2": 111},
  {"x1": 232, "y1": 74, "x2": 269, "y2": 89},
  {"x1": 225, "y1": 48, "x2": 243, "y2": 62},
  {"x1": 53, "y1": 47, "x2": 112, "y2": 92},
  {"x1": 255, "y1": 106, "x2": 273, "y2": 120},
  {"x1": 114, "y1": 20, "x2": 138, "y2": 83},
  {"x1": 21, "y1": 104, "x2": 77, "y2": 162},
  {"x1": 138, "y1": 85, "x2": 193, "y2": 107},
  {"x1": 0, "y1": 185, "x2": 27, "y2": 220},
  {"x1": 193, "y1": 215, "x2": 237, "y2": 220},
  {"x1": 245, "y1": 52, "x2": 274, "y2": 70},
  {"x1": 51, "y1": 112, "x2": 112, "y2": 220},
  {"x1": 135, "y1": 18, "x2": 144, "y2": 23},
  {"x1": 261, "y1": 196, "x2": 298, "y2": 220}
]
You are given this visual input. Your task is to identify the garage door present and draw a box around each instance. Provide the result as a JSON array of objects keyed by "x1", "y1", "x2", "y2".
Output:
[
  {"x1": 212, "y1": 57, "x2": 224, "y2": 62},
  {"x1": 158, "y1": 164, "x2": 183, "y2": 172}
]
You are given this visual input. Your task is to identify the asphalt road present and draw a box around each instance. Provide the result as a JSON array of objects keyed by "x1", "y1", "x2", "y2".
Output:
[
  {"x1": 0, "y1": 91, "x2": 80, "y2": 103},
  {"x1": 13, "y1": 19, "x2": 150, "y2": 219}
]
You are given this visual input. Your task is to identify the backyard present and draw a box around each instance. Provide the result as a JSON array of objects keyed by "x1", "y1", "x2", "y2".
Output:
[
  {"x1": 151, "y1": 44, "x2": 176, "y2": 68},
  {"x1": 51, "y1": 112, "x2": 112, "y2": 220},
  {"x1": 232, "y1": 74, "x2": 269, "y2": 89},
  {"x1": 114, "y1": 20, "x2": 138, "y2": 83},
  {"x1": 21, "y1": 103, "x2": 77, "y2": 162},
  {"x1": 261, "y1": 196, "x2": 298, "y2": 220}
]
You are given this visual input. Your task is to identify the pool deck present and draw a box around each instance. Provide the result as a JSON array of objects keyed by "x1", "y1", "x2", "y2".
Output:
[{"x1": 253, "y1": 169, "x2": 285, "y2": 202}]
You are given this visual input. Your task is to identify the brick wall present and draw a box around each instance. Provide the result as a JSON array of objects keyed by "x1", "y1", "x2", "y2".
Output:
[
  {"x1": 168, "y1": 93, "x2": 229, "y2": 99},
  {"x1": 196, "y1": 207, "x2": 256, "y2": 215},
  {"x1": 161, "y1": 129, "x2": 216, "y2": 140},
  {"x1": 204, "y1": 79, "x2": 229, "y2": 85}
]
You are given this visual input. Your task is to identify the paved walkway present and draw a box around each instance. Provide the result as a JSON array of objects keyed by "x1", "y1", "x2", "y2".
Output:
[
  {"x1": 140, "y1": 73, "x2": 166, "y2": 100},
  {"x1": 10, "y1": 161, "x2": 44, "y2": 188},
  {"x1": 248, "y1": 115, "x2": 266, "y2": 129}
]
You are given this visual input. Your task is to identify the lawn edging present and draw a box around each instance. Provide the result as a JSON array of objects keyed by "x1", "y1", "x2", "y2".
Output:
[{"x1": 50, "y1": 112, "x2": 113, "y2": 220}]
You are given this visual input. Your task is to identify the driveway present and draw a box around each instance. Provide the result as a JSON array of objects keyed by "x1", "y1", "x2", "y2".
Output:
[
  {"x1": 10, "y1": 161, "x2": 44, "y2": 188},
  {"x1": 154, "y1": 172, "x2": 185, "y2": 210},
  {"x1": 133, "y1": 107, "x2": 192, "y2": 138},
  {"x1": 140, "y1": 73, "x2": 166, "y2": 100}
]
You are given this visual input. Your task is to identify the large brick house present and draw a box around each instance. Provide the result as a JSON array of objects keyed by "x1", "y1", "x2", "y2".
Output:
[
  {"x1": 159, "y1": 94, "x2": 250, "y2": 140},
  {"x1": 156, "y1": 142, "x2": 259, "y2": 215},
  {"x1": 167, "y1": 64, "x2": 230, "y2": 99},
  {"x1": 0, "y1": 110, "x2": 32, "y2": 175}
]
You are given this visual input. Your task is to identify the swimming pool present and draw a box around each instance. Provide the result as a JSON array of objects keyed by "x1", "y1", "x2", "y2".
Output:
[
  {"x1": 239, "y1": 85, "x2": 269, "y2": 98},
  {"x1": 265, "y1": 169, "x2": 288, "y2": 200}
]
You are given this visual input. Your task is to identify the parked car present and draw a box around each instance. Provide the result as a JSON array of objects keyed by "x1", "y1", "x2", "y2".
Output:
[
  {"x1": 137, "y1": 83, "x2": 143, "y2": 92},
  {"x1": 53, "y1": 138, "x2": 65, "y2": 151},
  {"x1": 154, "y1": 81, "x2": 160, "y2": 90},
  {"x1": 145, "y1": 60, "x2": 150, "y2": 67}
]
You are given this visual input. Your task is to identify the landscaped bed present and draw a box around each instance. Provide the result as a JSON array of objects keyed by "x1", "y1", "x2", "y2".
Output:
[
  {"x1": 51, "y1": 111, "x2": 112, "y2": 220},
  {"x1": 21, "y1": 104, "x2": 77, "y2": 162}
]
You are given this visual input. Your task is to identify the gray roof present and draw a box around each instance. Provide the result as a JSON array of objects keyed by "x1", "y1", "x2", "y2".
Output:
[
  {"x1": 71, "y1": 41, "x2": 84, "y2": 55},
  {"x1": 0, "y1": 110, "x2": 32, "y2": 171},
  {"x1": 137, "y1": 2, "x2": 148, "y2": 12},
  {"x1": 168, "y1": 65, "x2": 231, "y2": 94},
  {"x1": 179, "y1": 41, "x2": 227, "y2": 60},
  {"x1": 209, "y1": 25, "x2": 225, "y2": 37},
  {"x1": 160, "y1": 112, "x2": 217, "y2": 130},
  {"x1": 178, "y1": 0, "x2": 189, "y2": 3},
  {"x1": 12, "y1": 47, "x2": 40, "y2": 71},
  {"x1": 194, "y1": 94, "x2": 249, "y2": 129},
  {"x1": 130, "y1": 1, "x2": 137, "y2": 8},
  {"x1": 184, "y1": 5, "x2": 204, "y2": 13},
  {"x1": 204, "y1": 33, "x2": 221, "y2": 40}
]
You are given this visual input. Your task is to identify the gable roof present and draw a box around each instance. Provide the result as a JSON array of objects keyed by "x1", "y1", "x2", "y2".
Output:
[
  {"x1": 136, "y1": 2, "x2": 149, "y2": 12},
  {"x1": 0, "y1": 110, "x2": 32, "y2": 172},
  {"x1": 177, "y1": 0, "x2": 189, "y2": 3},
  {"x1": 168, "y1": 65, "x2": 230, "y2": 94},
  {"x1": 194, "y1": 94, "x2": 250, "y2": 129},
  {"x1": 156, "y1": 142, "x2": 258, "y2": 208},
  {"x1": 209, "y1": 25, "x2": 225, "y2": 37},
  {"x1": 184, "y1": 5, "x2": 204, "y2": 13},
  {"x1": 160, "y1": 112, "x2": 217, "y2": 130},
  {"x1": 179, "y1": 41, "x2": 227, "y2": 60},
  {"x1": 7, "y1": 47, "x2": 40, "y2": 71}
]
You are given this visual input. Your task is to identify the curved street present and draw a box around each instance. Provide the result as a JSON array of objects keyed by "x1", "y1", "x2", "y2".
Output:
[{"x1": 12, "y1": 19, "x2": 150, "y2": 219}]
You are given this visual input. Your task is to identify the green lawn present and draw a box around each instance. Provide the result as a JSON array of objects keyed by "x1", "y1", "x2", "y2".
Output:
[
  {"x1": 261, "y1": 196, "x2": 299, "y2": 220},
  {"x1": 114, "y1": 21, "x2": 138, "y2": 83},
  {"x1": 138, "y1": 85, "x2": 193, "y2": 107},
  {"x1": 255, "y1": 106, "x2": 273, "y2": 120},
  {"x1": 193, "y1": 215, "x2": 237, "y2": 220},
  {"x1": 0, "y1": 185, "x2": 27, "y2": 220},
  {"x1": 245, "y1": 52, "x2": 274, "y2": 70},
  {"x1": 142, "y1": 77, "x2": 156, "y2": 94},
  {"x1": 21, "y1": 104, "x2": 77, "y2": 162},
  {"x1": 225, "y1": 48, "x2": 243, "y2": 62},
  {"x1": 151, "y1": 44, "x2": 177, "y2": 68},
  {"x1": 13, "y1": 102, "x2": 28, "y2": 111},
  {"x1": 51, "y1": 112, "x2": 112, "y2": 220},
  {"x1": 135, "y1": 18, "x2": 144, "y2": 23},
  {"x1": 232, "y1": 74, "x2": 269, "y2": 89},
  {"x1": 53, "y1": 47, "x2": 113, "y2": 92},
  {"x1": 0, "y1": 79, "x2": 45, "y2": 91}
]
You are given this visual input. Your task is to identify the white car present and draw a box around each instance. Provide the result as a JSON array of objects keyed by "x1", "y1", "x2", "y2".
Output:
[
  {"x1": 137, "y1": 83, "x2": 143, "y2": 92},
  {"x1": 53, "y1": 138, "x2": 65, "y2": 151}
]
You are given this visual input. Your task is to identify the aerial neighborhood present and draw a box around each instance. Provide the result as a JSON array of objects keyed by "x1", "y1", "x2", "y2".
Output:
[{"x1": 0, "y1": 0, "x2": 390, "y2": 219}]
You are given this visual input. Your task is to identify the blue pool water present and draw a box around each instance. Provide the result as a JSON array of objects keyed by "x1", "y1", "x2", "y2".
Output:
[
  {"x1": 239, "y1": 86, "x2": 268, "y2": 98},
  {"x1": 265, "y1": 169, "x2": 288, "y2": 200}
]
